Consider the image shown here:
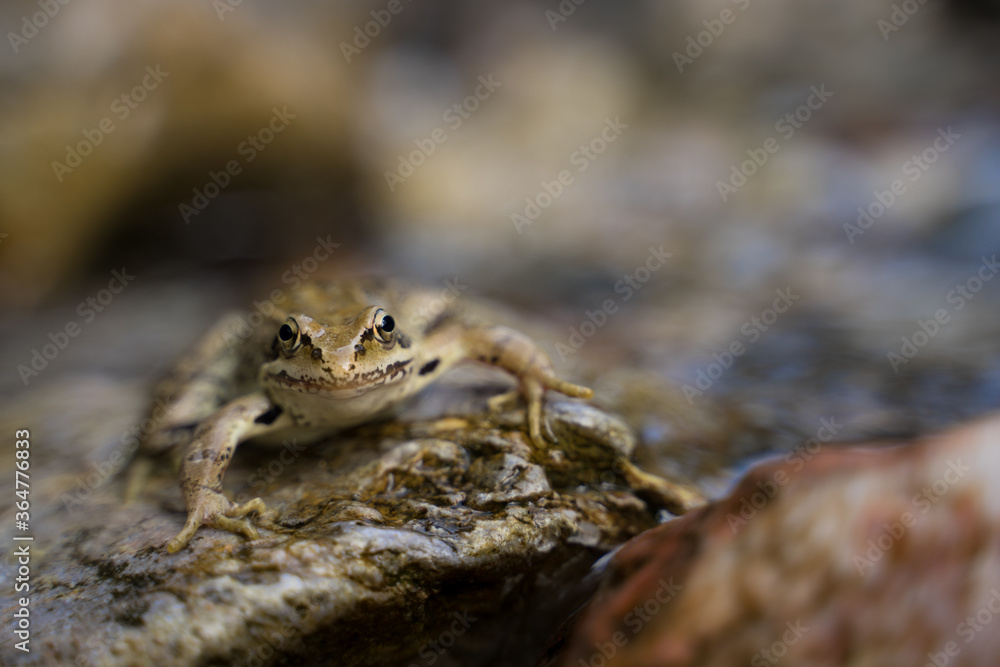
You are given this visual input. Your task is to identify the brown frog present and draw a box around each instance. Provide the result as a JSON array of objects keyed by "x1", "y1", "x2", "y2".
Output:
[{"x1": 136, "y1": 278, "x2": 593, "y2": 552}]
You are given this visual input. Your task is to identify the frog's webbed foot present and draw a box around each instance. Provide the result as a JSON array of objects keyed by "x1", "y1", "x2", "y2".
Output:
[
  {"x1": 472, "y1": 325, "x2": 593, "y2": 448},
  {"x1": 488, "y1": 388, "x2": 557, "y2": 446},
  {"x1": 521, "y1": 374, "x2": 593, "y2": 448},
  {"x1": 166, "y1": 391, "x2": 284, "y2": 553},
  {"x1": 167, "y1": 487, "x2": 266, "y2": 553}
]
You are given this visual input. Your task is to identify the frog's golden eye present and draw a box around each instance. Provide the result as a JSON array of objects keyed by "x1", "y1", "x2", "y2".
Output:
[
  {"x1": 373, "y1": 309, "x2": 395, "y2": 343},
  {"x1": 277, "y1": 318, "x2": 300, "y2": 353}
]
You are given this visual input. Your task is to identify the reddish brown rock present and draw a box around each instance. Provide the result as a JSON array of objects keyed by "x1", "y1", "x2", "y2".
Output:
[{"x1": 553, "y1": 415, "x2": 1000, "y2": 667}]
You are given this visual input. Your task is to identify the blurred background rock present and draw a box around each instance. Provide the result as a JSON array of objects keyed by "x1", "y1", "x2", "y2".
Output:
[{"x1": 2, "y1": 0, "x2": 1000, "y2": 549}]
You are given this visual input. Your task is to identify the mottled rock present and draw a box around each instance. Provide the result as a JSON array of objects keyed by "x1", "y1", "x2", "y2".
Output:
[
  {"x1": 552, "y1": 414, "x2": 1000, "y2": 667},
  {"x1": 0, "y1": 373, "x2": 702, "y2": 667}
]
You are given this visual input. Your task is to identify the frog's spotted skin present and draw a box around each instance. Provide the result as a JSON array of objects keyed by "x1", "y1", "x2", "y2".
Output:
[{"x1": 137, "y1": 278, "x2": 593, "y2": 552}]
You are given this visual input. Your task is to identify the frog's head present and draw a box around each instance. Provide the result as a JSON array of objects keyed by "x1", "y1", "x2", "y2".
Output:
[{"x1": 260, "y1": 305, "x2": 414, "y2": 401}]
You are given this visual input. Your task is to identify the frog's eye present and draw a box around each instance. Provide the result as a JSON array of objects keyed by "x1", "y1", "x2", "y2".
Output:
[
  {"x1": 374, "y1": 309, "x2": 395, "y2": 343},
  {"x1": 277, "y1": 318, "x2": 300, "y2": 353}
]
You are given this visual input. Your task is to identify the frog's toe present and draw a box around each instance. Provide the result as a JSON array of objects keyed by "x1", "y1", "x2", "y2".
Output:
[
  {"x1": 524, "y1": 379, "x2": 553, "y2": 448},
  {"x1": 491, "y1": 381, "x2": 565, "y2": 447},
  {"x1": 167, "y1": 516, "x2": 203, "y2": 553},
  {"x1": 216, "y1": 497, "x2": 265, "y2": 540},
  {"x1": 167, "y1": 493, "x2": 266, "y2": 552},
  {"x1": 528, "y1": 405, "x2": 558, "y2": 447},
  {"x1": 214, "y1": 515, "x2": 260, "y2": 541},
  {"x1": 487, "y1": 389, "x2": 520, "y2": 414},
  {"x1": 541, "y1": 413, "x2": 557, "y2": 443},
  {"x1": 541, "y1": 375, "x2": 593, "y2": 400},
  {"x1": 226, "y1": 496, "x2": 266, "y2": 518}
]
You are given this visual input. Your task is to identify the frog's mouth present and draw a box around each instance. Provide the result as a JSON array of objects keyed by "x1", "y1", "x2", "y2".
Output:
[{"x1": 267, "y1": 360, "x2": 412, "y2": 397}]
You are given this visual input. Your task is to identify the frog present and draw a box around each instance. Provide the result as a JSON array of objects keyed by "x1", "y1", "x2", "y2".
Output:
[{"x1": 135, "y1": 278, "x2": 593, "y2": 553}]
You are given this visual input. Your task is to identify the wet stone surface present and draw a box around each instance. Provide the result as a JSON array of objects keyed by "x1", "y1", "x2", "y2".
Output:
[{"x1": 0, "y1": 376, "x2": 703, "y2": 667}]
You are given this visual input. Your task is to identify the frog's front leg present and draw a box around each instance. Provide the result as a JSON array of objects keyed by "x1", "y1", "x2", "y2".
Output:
[
  {"x1": 460, "y1": 325, "x2": 593, "y2": 447},
  {"x1": 166, "y1": 391, "x2": 289, "y2": 553}
]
